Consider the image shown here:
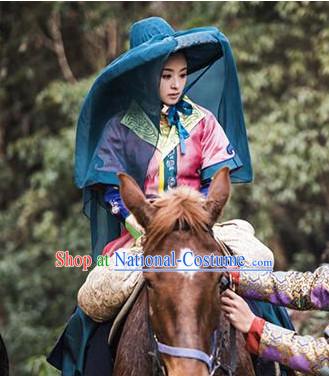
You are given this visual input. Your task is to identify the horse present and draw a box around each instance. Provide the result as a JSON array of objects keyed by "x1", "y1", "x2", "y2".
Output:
[{"x1": 112, "y1": 168, "x2": 255, "y2": 376}]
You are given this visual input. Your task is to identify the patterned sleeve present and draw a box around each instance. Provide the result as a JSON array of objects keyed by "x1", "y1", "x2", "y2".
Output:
[
  {"x1": 233, "y1": 265, "x2": 329, "y2": 310},
  {"x1": 199, "y1": 111, "x2": 243, "y2": 183},
  {"x1": 246, "y1": 318, "x2": 329, "y2": 375},
  {"x1": 77, "y1": 250, "x2": 142, "y2": 322}
]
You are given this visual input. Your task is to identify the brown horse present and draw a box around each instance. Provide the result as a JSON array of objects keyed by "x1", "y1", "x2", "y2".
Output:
[{"x1": 113, "y1": 168, "x2": 255, "y2": 376}]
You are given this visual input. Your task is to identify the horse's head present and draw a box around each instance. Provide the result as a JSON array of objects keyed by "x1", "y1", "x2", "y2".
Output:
[{"x1": 118, "y1": 168, "x2": 231, "y2": 376}]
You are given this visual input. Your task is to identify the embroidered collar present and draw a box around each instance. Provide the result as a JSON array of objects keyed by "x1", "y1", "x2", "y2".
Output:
[{"x1": 121, "y1": 97, "x2": 205, "y2": 157}]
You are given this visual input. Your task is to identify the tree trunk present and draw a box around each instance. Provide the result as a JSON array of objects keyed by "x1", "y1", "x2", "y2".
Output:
[{"x1": 48, "y1": 10, "x2": 76, "y2": 84}]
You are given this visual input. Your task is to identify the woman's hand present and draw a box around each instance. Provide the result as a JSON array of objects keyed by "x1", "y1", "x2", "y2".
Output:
[{"x1": 220, "y1": 289, "x2": 256, "y2": 334}]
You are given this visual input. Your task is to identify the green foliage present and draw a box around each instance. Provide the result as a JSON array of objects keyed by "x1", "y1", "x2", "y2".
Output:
[
  {"x1": 0, "y1": 43, "x2": 92, "y2": 374},
  {"x1": 1, "y1": 2, "x2": 328, "y2": 374},
  {"x1": 26, "y1": 355, "x2": 60, "y2": 376},
  {"x1": 213, "y1": 2, "x2": 329, "y2": 268}
]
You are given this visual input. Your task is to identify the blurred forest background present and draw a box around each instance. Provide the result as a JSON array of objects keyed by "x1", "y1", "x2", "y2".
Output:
[{"x1": 1, "y1": 2, "x2": 329, "y2": 375}]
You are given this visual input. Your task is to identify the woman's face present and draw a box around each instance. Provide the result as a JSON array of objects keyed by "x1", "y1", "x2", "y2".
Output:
[{"x1": 160, "y1": 53, "x2": 187, "y2": 106}]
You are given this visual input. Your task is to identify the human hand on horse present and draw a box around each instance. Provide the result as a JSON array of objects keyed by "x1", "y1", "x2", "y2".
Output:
[{"x1": 220, "y1": 288, "x2": 256, "y2": 334}]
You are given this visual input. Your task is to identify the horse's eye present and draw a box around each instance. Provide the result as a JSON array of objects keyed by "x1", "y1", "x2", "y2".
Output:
[{"x1": 145, "y1": 279, "x2": 153, "y2": 290}]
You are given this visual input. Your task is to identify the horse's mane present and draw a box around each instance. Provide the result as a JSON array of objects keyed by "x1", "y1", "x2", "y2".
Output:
[{"x1": 144, "y1": 187, "x2": 210, "y2": 250}]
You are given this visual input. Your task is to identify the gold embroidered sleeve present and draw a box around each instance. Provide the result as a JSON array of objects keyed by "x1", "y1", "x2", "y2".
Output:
[
  {"x1": 237, "y1": 265, "x2": 329, "y2": 310},
  {"x1": 259, "y1": 321, "x2": 329, "y2": 375},
  {"x1": 77, "y1": 252, "x2": 142, "y2": 322}
]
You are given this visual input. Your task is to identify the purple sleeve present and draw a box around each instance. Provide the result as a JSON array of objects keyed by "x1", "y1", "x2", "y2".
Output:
[{"x1": 237, "y1": 266, "x2": 329, "y2": 310}]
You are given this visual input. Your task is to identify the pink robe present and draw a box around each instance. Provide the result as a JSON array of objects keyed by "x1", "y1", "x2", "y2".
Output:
[{"x1": 103, "y1": 104, "x2": 240, "y2": 256}]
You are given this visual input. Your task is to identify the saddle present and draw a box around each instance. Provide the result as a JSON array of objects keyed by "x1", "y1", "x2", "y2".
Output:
[{"x1": 108, "y1": 275, "x2": 145, "y2": 347}]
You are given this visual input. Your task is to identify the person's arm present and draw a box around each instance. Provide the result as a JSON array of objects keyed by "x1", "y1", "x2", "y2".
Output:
[
  {"x1": 232, "y1": 265, "x2": 329, "y2": 310},
  {"x1": 198, "y1": 110, "x2": 238, "y2": 198},
  {"x1": 77, "y1": 250, "x2": 142, "y2": 322},
  {"x1": 104, "y1": 185, "x2": 144, "y2": 239},
  {"x1": 199, "y1": 110, "x2": 242, "y2": 185},
  {"x1": 248, "y1": 318, "x2": 329, "y2": 375},
  {"x1": 221, "y1": 289, "x2": 329, "y2": 375}
]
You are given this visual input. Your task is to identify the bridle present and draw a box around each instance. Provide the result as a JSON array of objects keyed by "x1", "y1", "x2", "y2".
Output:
[
  {"x1": 147, "y1": 273, "x2": 237, "y2": 376},
  {"x1": 148, "y1": 321, "x2": 236, "y2": 376}
]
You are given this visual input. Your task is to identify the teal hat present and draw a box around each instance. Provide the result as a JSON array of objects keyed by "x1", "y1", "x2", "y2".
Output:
[
  {"x1": 130, "y1": 17, "x2": 175, "y2": 48},
  {"x1": 128, "y1": 16, "x2": 221, "y2": 74}
]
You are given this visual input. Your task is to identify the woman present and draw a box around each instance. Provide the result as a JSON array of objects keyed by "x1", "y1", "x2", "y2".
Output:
[
  {"x1": 77, "y1": 50, "x2": 273, "y2": 322},
  {"x1": 48, "y1": 17, "x2": 291, "y2": 375},
  {"x1": 221, "y1": 265, "x2": 329, "y2": 375}
]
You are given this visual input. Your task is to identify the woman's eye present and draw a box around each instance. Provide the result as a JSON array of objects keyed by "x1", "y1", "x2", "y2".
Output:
[
  {"x1": 180, "y1": 73, "x2": 187, "y2": 79},
  {"x1": 162, "y1": 74, "x2": 171, "y2": 80}
]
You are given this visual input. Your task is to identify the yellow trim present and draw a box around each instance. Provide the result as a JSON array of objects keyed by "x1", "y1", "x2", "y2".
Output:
[{"x1": 159, "y1": 161, "x2": 165, "y2": 193}]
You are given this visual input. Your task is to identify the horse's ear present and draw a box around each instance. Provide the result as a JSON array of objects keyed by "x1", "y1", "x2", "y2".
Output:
[
  {"x1": 118, "y1": 172, "x2": 155, "y2": 228},
  {"x1": 205, "y1": 167, "x2": 231, "y2": 227}
]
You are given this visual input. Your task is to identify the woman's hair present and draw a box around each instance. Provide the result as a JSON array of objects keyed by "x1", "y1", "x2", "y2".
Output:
[{"x1": 165, "y1": 50, "x2": 188, "y2": 71}]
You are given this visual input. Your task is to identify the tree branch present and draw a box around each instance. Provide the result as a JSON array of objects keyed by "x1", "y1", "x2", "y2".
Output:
[
  {"x1": 106, "y1": 18, "x2": 119, "y2": 62},
  {"x1": 48, "y1": 10, "x2": 76, "y2": 84}
]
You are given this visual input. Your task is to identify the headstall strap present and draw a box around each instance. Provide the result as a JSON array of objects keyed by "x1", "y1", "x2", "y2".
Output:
[
  {"x1": 218, "y1": 239, "x2": 238, "y2": 375},
  {"x1": 147, "y1": 318, "x2": 167, "y2": 376},
  {"x1": 148, "y1": 322, "x2": 235, "y2": 376}
]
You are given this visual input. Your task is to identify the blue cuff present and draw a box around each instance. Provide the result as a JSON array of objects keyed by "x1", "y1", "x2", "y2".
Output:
[
  {"x1": 200, "y1": 155, "x2": 243, "y2": 184},
  {"x1": 104, "y1": 185, "x2": 129, "y2": 219}
]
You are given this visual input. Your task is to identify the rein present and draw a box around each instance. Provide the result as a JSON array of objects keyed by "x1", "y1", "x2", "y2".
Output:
[{"x1": 147, "y1": 237, "x2": 237, "y2": 376}]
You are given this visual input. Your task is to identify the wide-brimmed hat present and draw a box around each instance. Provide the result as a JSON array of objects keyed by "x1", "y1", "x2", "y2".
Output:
[{"x1": 129, "y1": 17, "x2": 222, "y2": 73}]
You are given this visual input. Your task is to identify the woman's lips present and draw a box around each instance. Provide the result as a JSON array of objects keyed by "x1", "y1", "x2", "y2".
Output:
[{"x1": 168, "y1": 93, "x2": 180, "y2": 98}]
